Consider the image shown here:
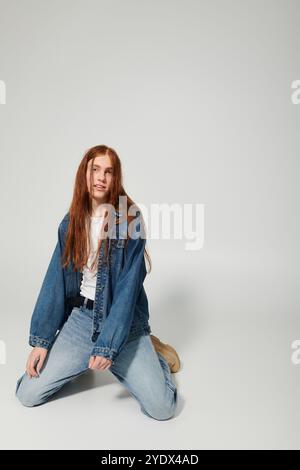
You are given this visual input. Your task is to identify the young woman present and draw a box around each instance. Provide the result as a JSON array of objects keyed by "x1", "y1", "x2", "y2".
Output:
[{"x1": 15, "y1": 145, "x2": 180, "y2": 420}]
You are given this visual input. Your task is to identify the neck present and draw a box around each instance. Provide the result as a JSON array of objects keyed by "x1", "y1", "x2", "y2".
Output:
[{"x1": 91, "y1": 199, "x2": 108, "y2": 217}]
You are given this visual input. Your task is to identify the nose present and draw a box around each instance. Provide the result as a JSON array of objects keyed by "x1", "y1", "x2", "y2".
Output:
[{"x1": 97, "y1": 172, "x2": 106, "y2": 183}]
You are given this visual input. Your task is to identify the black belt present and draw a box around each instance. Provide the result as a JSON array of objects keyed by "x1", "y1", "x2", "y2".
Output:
[{"x1": 69, "y1": 295, "x2": 94, "y2": 310}]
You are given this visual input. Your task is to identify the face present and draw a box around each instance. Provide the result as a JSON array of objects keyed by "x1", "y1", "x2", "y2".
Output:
[{"x1": 86, "y1": 154, "x2": 114, "y2": 202}]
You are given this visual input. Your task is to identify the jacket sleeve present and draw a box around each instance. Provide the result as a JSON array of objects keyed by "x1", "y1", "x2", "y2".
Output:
[
  {"x1": 29, "y1": 222, "x2": 67, "y2": 349},
  {"x1": 91, "y1": 235, "x2": 147, "y2": 363}
]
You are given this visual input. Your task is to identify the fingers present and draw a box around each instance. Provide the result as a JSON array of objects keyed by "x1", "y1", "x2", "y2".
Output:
[
  {"x1": 25, "y1": 358, "x2": 32, "y2": 378},
  {"x1": 88, "y1": 356, "x2": 95, "y2": 369},
  {"x1": 98, "y1": 361, "x2": 111, "y2": 370},
  {"x1": 36, "y1": 355, "x2": 45, "y2": 375},
  {"x1": 26, "y1": 349, "x2": 47, "y2": 378},
  {"x1": 88, "y1": 355, "x2": 112, "y2": 371},
  {"x1": 26, "y1": 355, "x2": 38, "y2": 378},
  {"x1": 90, "y1": 356, "x2": 106, "y2": 370}
]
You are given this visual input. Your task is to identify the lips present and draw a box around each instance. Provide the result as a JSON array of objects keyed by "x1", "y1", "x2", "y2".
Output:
[{"x1": 94, "y1": 185, "x2": 106, "y2": 190}]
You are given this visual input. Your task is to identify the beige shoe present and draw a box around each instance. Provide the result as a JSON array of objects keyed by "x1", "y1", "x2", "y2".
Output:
[{"x1": 150, "y1": 334, "x2": 181, "y2": 373}]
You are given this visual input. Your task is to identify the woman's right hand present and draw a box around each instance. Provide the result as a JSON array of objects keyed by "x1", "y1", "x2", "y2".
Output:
[{"x1": 26, "y1": 347, "x2": 48, "y2": 378}]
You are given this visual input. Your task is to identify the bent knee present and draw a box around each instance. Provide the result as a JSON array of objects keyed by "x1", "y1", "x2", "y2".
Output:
[
  {"x1": 144, "y1": 403, "x2": 176, "y2": 420},
  {"x1": 15, "y1": 376, "x2": 46, "y2": 407},
  {"x1": 17, "y1": 397, "x2": 40, "y2": 407},
  {"x1": 16, "y1": 388, "x2": 45, "y2": 407},
  {"x1": 142, "y1": 393, "x2": 177, "y2": 421}
]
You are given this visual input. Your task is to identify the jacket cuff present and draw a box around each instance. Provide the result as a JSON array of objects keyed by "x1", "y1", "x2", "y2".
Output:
[
  {"x1": 91, "y1": 346, "x2": 118, "y2": 364},
  {"x1": 29, "y1": 335, "x2": 52, "y2": 349}
]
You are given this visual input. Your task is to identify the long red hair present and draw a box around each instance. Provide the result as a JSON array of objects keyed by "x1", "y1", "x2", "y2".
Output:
[{"x1": 61, "y1": 145, "x2": 151, "y2": 273}]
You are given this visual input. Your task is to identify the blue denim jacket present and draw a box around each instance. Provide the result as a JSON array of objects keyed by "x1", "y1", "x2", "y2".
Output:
[{"x1": 29, "y1": 210, "x2": 152, "y2": 364}]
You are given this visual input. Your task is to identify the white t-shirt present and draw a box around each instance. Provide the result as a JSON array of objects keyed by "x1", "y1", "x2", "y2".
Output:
[{"x1": 80, "y1": 215, "x2": 105, "y2": 301}]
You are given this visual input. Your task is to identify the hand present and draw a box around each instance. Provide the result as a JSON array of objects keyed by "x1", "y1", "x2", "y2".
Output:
[
  {"x1": 88, "y1": 355, "x2": 112, "y2": 371},
  {"x1": 26, "y1": 347, "x2": 48, "y2": 378}
]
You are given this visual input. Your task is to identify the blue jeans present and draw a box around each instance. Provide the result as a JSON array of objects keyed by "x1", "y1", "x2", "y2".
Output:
[{"x1": 15, "y1": 306, "x2": 178, "y2": 420}]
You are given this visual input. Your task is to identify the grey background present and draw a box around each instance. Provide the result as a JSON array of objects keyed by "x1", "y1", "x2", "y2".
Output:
[{"x1": 0, "y1": 0, "x2": 299, "y2": 449}]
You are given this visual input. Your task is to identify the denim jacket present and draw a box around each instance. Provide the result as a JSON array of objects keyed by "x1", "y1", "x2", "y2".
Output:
[{"x1": 29, "y1": 210, "x2": 152, "y2": 364}]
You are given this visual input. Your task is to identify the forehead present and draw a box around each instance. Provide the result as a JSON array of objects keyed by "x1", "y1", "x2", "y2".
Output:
[{"x1": 88, "y1": 154, "x2": 112, "y2": 168}]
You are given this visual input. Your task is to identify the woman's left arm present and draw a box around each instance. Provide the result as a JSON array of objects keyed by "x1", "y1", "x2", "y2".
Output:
[{"x1": 91, "y1": 235, "x2": 147, "y2": 364}]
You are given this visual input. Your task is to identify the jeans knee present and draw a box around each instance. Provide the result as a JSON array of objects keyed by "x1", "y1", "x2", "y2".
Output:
[
  {"x1": 144, "y1": 403, "x2": 176, "y2": 420},
  {"x1": 16, "y1": 387, "x2": 42, "y2": 407},
  {"x1": 17, "y1": 396, "x2": 38, "y2": 407},
  {"x1": 15, "y1": 376, "x2": 45, "y2": 407},
  {"x1": 142, "y1": 391, "x2": 177, "y2": 421},
  {"x1": 16, "y1": 389, "x2": 47, "y2": 407}
]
